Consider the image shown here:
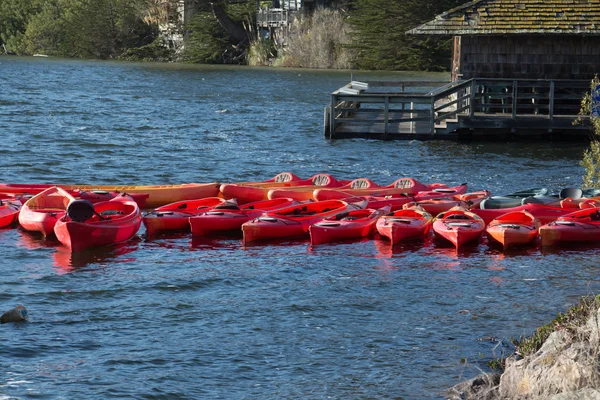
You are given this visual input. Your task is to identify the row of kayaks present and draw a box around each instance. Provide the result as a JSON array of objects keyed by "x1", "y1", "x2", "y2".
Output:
[{"x1": 3, "y1": 172, "x2": 600, "y2": 252}]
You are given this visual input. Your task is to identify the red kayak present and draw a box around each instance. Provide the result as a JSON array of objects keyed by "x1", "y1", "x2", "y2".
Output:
[
  {"x1": 241, "y1": 199, "x2": 366, "y2": 244},
  {"x1": 433, "y1": 206, "x2": 485, "y2": 249},
  {"x1": 472, "y1": 203, "x2": 573, "y2": 226},
  {"x1": 309, "y1": 205, "x2": 390, "y2": 245},
  {"x1": 142, "y1": 197, "x2": 227, "y2": 236},
  {"x1": 539, "y1": 207, "x2": 600, "y2": 247},
  {"x1": 0, "y1": 199, "x2": 21, "y2": 229},
  {"x1": 376, "y1": 206, "x2": 433, "y2": 244},
  {"x1": 220, "y1": 173, "x2": 352, "y2": 204},
  {"x1": 189, "y1": 198, "x2": 298, "y2": 236},
  {"x1": 19, "y1": 187, "x2": 77, "y2": 236},
  {"x1": 54, "y1": 195, "x2": 142, "y2": 252},
  {"x1": 486, "y1": 210, "x2": 540, "y2": 249}
]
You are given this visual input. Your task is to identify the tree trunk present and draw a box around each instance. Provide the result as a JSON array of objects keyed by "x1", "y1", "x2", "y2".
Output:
[{"x1": 210, "y1": 2, "x2": 248, "y2": 43}]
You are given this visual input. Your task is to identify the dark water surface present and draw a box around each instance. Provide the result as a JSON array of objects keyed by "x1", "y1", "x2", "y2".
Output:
[{"x1": 0, "y1": 56, "x2": 596, "y2": 399}]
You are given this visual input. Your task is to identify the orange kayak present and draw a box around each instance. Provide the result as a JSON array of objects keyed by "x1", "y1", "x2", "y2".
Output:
[
  {"x1": 241, "y1": 199, "x2": 366, "y2": 244},
  {"x1": 18, "y1": 187, "x2": 76, "y2": 237},
  {"x1": 54, "y1": 195, "x2": 142, "y2": 252},
  {"x1": 309, "y1": 205, "x2": 390, "y2": 245},
  {"x1": 220, "y1": 173, "x2": 352, "y2": 204},
  {"x1": 486, "y1": 210, "x2": 540, "y2": 249},
  {"x1": 376, "y1": 206, "x2": 433, "y2": 244},
  {"x1": 539, "y1": 207, "x2": 600, "y2": 246},
  {"x1": 189, "y1": 198, "x2": 298, "y2": 236},
  {"x1": 142, "y1": 197, "x2": 228, "y2": 236},
  {"x1": 433, "y1": 206, "x2": 485, "y2": 249}
]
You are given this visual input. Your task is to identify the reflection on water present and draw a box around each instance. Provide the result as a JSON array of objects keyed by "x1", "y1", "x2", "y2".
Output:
[
  {"x1": 52, "y1": 241, "x2": 140, "y2": 273},
  {"x1": 16, "y1": 228, "x2": 60, "y2": 249}
]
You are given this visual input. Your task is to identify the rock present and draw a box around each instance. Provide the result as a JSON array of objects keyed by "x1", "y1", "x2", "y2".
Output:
[
  {"x1": 447, "y1": 373, "x2": 501, "y2": 400},
  {"x1": 550, "y1": 388, "x2": 600, "y2": 399},
  {"x1": 1, "y1": 305, "x2": 28, "y2": 323},
  {"x1": 500, "y1": 312, "x2": 600, "y2": 399}
]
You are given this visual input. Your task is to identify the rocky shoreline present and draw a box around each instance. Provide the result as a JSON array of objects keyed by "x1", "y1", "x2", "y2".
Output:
[{"x1": 448, "y1": 300, "x2": 600, "y2": 399}]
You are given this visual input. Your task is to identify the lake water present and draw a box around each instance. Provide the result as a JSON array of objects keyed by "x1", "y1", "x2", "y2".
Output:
[{"x1": 0, "y1": 56, "x2": 596, "y2": 399}]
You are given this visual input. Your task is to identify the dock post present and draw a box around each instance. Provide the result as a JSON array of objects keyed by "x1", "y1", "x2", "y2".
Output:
[
  {"x1": 430, "y1": 95, "x2": 436, "y2": 136},
  {"x1": 330, "y1": 94, "x2": 337, "y2": 138},
  {"x1": 512, "y1": 80, "x2": 517, "y2": 119},
  {"x1": 324, "y1": 106, "x2": 331, "y2": 138},
  {"x1": 384, "y1": 96, "x2": 389, "y2": 135},
  {"x1": 549, "y1": 80, "x2": 555, "y2": 121}
]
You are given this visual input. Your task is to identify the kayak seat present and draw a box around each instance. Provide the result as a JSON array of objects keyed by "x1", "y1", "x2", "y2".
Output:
[
  {"x1": 559, "y1": 187, "x2": 583, "y2": 200},
  {"x1": 591, "y1": 212, "x2": 600, "y2": 221},
  {"x1": 177, "y1": 203, "x2": 188, "y2": 209},
  {"x1": 214, "y1": 202, "x2": 240, "y2": 210},
  {"x1": 447, "y1": 214, "x2": 470, "y2": 220},
  {"x1": 67, "y1": 200, "x2": 96, "y2": 222}
]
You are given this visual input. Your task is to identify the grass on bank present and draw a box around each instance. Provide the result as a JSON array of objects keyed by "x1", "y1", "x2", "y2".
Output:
[
  {"x1": 248, "y1": 7, "x2": 354, "y2": 69},
  {"x1": 487, "y1": 294, "x2": 600, "y2": 371}
]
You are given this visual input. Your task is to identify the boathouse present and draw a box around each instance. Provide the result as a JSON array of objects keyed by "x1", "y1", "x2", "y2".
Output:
[{"x1": 324, "y1": 0, "x2": 599, "y2": 140}]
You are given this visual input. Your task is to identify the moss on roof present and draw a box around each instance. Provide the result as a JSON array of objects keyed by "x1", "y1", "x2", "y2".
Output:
[{"x1": 407, "y1": 0, "x2": 600, "y2": 35}]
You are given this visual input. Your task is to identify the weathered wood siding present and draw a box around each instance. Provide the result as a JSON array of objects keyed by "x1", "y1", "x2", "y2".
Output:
[{"x1": 458, "y1": 35, "x2": 600, "y2": 80}]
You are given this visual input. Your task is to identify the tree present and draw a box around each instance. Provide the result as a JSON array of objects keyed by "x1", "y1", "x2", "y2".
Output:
[
  {"x1": 348, "y1": 0, "x2": 466, "y2": 71},
  {"x1": 579, "y1": 76, "x2": 600, "y2": 189},
  {"x1": 183, "y1": 0, "x2": 255, "y2": 64}
]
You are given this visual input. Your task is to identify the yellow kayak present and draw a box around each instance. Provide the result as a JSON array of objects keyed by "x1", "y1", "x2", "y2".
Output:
[{"x1": 0, "y1": 182, "x2": 221, "y2": 208}]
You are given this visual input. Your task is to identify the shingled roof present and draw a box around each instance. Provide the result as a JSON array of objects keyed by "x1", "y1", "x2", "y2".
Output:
[{"x1": 407, "y1": 0, "x2": 600, "y2": 35}]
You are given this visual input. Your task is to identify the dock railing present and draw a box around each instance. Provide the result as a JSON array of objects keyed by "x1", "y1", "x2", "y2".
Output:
[{"x1": 325, "y1": 78, "x2": 591, "y2": 139}]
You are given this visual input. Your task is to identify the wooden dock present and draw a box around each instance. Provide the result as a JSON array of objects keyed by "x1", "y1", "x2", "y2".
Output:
[{"x1": 324, "y1": 79, "x2": 592, "y2": 140}]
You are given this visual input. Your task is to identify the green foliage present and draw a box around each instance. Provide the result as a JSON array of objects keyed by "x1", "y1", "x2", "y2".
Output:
[
  {"x1": 487, "y1": 358, "x2": 505, "y2": 371},
  {"x1": 183, "y1": 1, "x2": 255, "y2": 64},
  {"x1": 0, "y1": 0, "x2": 46, "y2": 54},
  {"x1": 60, "y1": 0, "x2": 155, "y2": 59},
  {"x1": 21, "y1": 1, "x2": 64, "y2": 56},
  {"x1": 514, "y1": 295, "x2": 600, "y2": 357},
  {"x1": 0, "y1": 0, "x2": 157, "y2": 59},
  {"x1": 579, "y1": 76, "x2": 600, "y2": 189},
  {"x1": 183, "y1": 11, "x2": 232, "y2": 64},
  {"x1": 348, "y1": 0, "x2": 465, "y2": 71},
  {"x1": 247, "y1": 37, "x2": 277, "y2": 66},
  {"x1": 118, "y1": 37, "x2": 173, "y2": 62}
]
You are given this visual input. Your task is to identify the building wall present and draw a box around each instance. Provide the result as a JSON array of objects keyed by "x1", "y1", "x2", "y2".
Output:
[{"x1": 457, "y1": 35, "x2": 600, "y2": 80}]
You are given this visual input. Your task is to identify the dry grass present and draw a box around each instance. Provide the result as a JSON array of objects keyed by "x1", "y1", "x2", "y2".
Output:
[{"x1": 278, "y1": 7, "x2": 354, "y2": 69}]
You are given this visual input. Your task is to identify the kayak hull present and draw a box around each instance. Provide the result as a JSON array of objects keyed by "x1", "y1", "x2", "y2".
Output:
[
  {"x1": 309, "y1": 206, "x2": 390, "y2": 245},
  {"x1": 0, "y1": 201, "x2": 21, "y2": 229}
]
